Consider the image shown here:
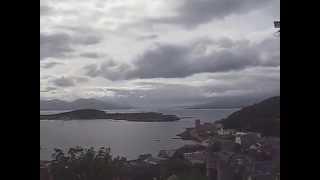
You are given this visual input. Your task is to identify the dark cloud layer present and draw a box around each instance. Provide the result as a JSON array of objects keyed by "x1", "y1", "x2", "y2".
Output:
[
  {"x1": 150, "y1": 0, "x2": 274, "y2": 28},
  {"x1": 84, "y1": 37, "x2": 279, "y2": 80},
  {"x1": 40, "y1": 32, "x2": 102, "y2": 60}
]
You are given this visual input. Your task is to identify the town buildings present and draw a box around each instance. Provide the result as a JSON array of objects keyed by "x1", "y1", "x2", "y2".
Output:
[{"x1": 203, "y1": 121, "x2": 280, "y2": 180}]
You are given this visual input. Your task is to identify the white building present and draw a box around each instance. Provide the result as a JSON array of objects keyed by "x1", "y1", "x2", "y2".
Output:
[{"x1": 217, "y1": 128, "x2": 235, "y2": 136}]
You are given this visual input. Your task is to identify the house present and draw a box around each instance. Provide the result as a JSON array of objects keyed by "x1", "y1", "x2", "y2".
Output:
[
  {"x1": 144, "y1": 156, "x2": 162, "y2": 165},
  {"x1": 194, "y1": 120, "x2": 215, "y2": 138},
  {"x1": 237, "y1": 132, "x2": 261, "y2": 148},
  {"x1": 128, "y1": 160, "x2": 138, "y2": 166},
  {"x1": 158, "y1": 149, "x2": 176, "y2": 159},
  {"x1": 209, "y1": 137, "x2": 238, "y2": 152},
  {"x1": 235, "y1": 132, "x2": 247, "y2": 144},
  {"x1": 183, "y1": 151, "x2": 206, "y2": 164},
  {"x1": 217, "y1": 128, "x2": 235, "y2": 136},
  {"x1": 214, "y1": 123, "x2": 223, "y2": 129}
]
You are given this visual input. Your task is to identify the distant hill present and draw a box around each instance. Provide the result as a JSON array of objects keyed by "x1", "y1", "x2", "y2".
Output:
[
  {"x1": 186, "y1": 96, "x2": 274, "y2": 109},
  {"x1": 40, "y1": 98, "x2": 132, "y2": 111},
  {"x1": 217, "y1": 96, "x2": 280, "y2": 137}
]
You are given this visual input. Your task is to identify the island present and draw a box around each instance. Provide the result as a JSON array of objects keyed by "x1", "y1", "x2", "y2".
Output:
[{"x1": 40, "y1": 109, "x2": 180, "y2": 122}]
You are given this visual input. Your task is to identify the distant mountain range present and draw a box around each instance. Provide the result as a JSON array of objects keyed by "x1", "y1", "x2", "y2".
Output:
[
  {"x1": 186, "y1": 95, "x2": 276, "y2": 109},
  {"x1": 40, "y1": 98, "x2": 132, "y2": 111},
  {"x1": 217, "y1": 96, "x2": 280, "y2": 137}
]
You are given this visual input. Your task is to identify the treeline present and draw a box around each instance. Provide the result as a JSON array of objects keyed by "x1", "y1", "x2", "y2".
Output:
[{"x1": 47, "y1": 147, "x2": 207, "y2": 180}]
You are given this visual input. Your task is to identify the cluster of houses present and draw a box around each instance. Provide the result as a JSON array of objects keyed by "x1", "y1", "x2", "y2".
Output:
[
  {"x1": 185, "y1": 120, "x2": 280, "y2": 180},
  {"x1": 131, "y1": 119, "x2": 280, "y2": 180}
]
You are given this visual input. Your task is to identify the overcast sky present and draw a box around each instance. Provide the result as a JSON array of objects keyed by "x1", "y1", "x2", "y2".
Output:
[{"x1": 40, "y1": 0, "x2": 280, "y2": 107}]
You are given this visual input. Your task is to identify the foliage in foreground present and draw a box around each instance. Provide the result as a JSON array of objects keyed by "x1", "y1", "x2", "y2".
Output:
[
  {"x1": 49, "y1": 147, "x2": 207, "y2": 180},
  {"x1": 50, "y1": 147, "x2": 128, "y2": 180}
]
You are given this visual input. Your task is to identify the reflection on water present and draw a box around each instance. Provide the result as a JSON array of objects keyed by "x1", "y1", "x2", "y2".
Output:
[{"x1": 40, "y1": 108, "x2": 237, "y2": 160}]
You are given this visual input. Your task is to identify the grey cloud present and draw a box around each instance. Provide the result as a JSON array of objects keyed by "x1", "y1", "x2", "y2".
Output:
[
  {"x1": 80, "y1": 52, "x2": 101, "y2": 59},
  {"x1": 105, "y1": 83, "x2": 206, "y2": 107},
  {"x1": 102, "y1": 69, "x2": 279, "y2": 108},
  {"x1": 83, "y1": 37, "x2": 279, "y2": 80},
  {"x1": 76, "y1": 35, "x2": 101, "y2": 45},
  {"x1": 135, "y1": 82, "x2": 172, "y2": 88},
  {"x1": 41, "y1": 62, "x2": 63, "y2": 69},
  {"x1": 40, "y1": 33, "x2": 74, "y2": 60},
  {"x1": 84, "y1": 60, "x2": 130, "y2": 81},
  {"x1": 194, "y1": 93, "x2": 279, "y2": 108},
  {"x1": 127, "y1": 37, "x2": 279, "y2": 79},
  {"x1": 40, "y1": 5, "x2": 53, "y2": 16},
  {"x1": 40, "y1": 32, "x2": 102, "y2": 60},
  {"x1": 74, "y1": 77, "x2": 89, "y2": 83},
  {"x1": 204, "y1": 70, "x2": 279, "y2": 95},
  {"x1": 40, "y1": 86, "x2": 58, "y2": 92},
  {"x1": 40, "y1": 0, "x2": 279, "y2": 107},
  {"x1": 136, "y1": 34, "x2": 158, "y2": 41},
  {"x1": 52, "y1": 77, "x2": 75, "y2": 87},
  {"x1": 201, "y1": 70, "x2": 279, "y2": 106},
  {"x1": 216, "y1": 38, "x2": 235, "y2": 48},
  {"x1": 129, "y1": 44, "x2": 190, "y2": 78},
  {"x1": 85, "y1": 64, "x2": 99, "y2": 77},
  {"x1": 149, "y1": 0, "x2": 274, "y2": 28},
  {"x1": 51, "y1": 76, "x2": 89, "y2": 87}
]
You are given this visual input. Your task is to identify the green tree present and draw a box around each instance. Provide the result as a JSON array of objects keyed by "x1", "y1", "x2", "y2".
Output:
[{"x1": 50, "y1": 147, "x2": 127, "y2": 180}]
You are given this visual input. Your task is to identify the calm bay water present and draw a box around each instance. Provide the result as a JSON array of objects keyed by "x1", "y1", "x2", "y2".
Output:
[{"x1": 40, "y1": 108, "x2": 238, "y2": 160}]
